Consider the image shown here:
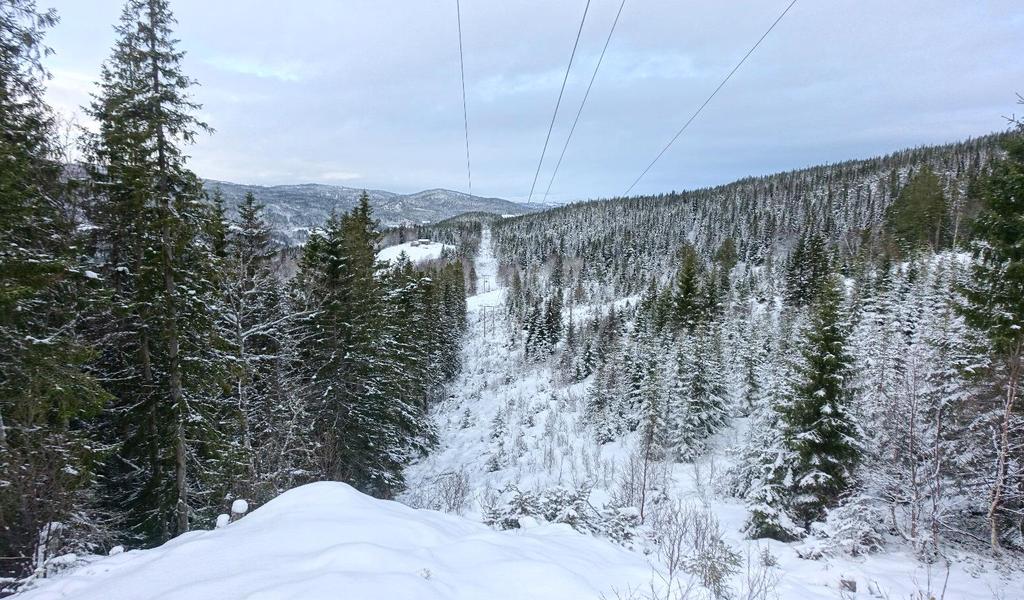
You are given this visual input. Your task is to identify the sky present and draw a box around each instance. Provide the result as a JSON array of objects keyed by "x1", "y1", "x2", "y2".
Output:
[{"x1": 40, "y1": 0, "x2": 1024, "y2": 204}]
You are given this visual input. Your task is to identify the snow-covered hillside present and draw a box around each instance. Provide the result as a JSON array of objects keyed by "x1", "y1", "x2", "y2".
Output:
[
  {"x1": 400, "y1": 229, "x2": 1024, "y2": 600},
  {"x1": 15, "y1": 482, "x2": 653, "y2": 600}
]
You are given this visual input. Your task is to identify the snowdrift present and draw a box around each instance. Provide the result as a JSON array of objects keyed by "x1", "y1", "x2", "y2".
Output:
[{"x1": 17, "y1": 482, "x2": 653, "y2": 600}]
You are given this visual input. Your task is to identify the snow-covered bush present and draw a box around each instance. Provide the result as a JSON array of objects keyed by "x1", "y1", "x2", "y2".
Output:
[
  {"x1": 801, "y1": 495, "x2": 885, "y2": 558},
  {"x1": 485, "y1": 447, "x2": 507, "y2": 472},
  {"x1": 483, "y1": 485, "x2": 643, "y2": 547},
  {"x1": 489, "y1": 408, "x2": 506, "y2": 441},
  {"x1": 483, "y1": 486, "x2": 543, "y2": 530},
  {"x1": 599, "y1": 504, "x2": 643, "y2": 547},
  {"x1": 742, "y1": 480, "x2": 802, "y2": 542},
  {"x1": 538, "y1": 486, "x2": 592, "y2": 529}
]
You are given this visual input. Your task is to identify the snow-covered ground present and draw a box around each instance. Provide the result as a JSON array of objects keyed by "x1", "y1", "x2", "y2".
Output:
[
  {"x1": 401, "y1": 229, "x2": 1024, "y2": 599},
  {"x1": 377, "y1": 240, "x2": 454, "y2": 265},
  {"x1": 16, "y1": 482, "x2": 654, "y2": 600}
]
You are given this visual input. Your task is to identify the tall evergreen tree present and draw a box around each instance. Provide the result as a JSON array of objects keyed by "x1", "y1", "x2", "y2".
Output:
[
  {"x1": 681, "y1": 326, "x2": 729, "y2": 459},
  {"x1": 785, "y1": 233, "x2": 831, "y2": 308},
  {"x1": 0, "y1": 1, "x2": 109, "y2": 580},
  {"x1": 739, "y1": 317, "x2": 802, "y2": 542},
  {"x1": 295, "y1": 194, "x2": 440, "y2": 497},
  {"x1": 671, "y1": 244, "x2": 704, "y2": 330},
  {"x1": 85, "y1": 0, "x2": 229, "y2": 543},
  {"x1": 886, "y1": 167, "x2": 948, "y2": 253},
  {"x1": 543, "y1": 289, "x2": 563, "y2": 349},
  {"x1": 781, "y1": 275, "x2": 861, "y2": 530}
]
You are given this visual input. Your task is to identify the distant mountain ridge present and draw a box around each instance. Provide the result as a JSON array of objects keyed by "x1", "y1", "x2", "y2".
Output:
[{"x1": 205, "y1": 180, "x2": 545, "y2": 245}]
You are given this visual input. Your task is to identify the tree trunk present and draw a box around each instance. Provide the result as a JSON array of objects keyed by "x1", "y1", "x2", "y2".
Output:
[
  {"x1": 237, "y1": 293, "x2": 255, "y2": 488},
  {"x1": 147, "y1": 0, "x2": 188, "y2": 536},
  {"x1": 907, "y1": 360, "x2": 920, "y2": 544},
  {"x1": 929, "y1": 401, "x2": 944, "y2": 551}
]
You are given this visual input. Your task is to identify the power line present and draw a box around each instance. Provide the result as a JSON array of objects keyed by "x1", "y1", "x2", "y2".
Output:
[
  {"x1": 456, "y1": 0, "x2": 473, "y2": 197},
  {"x1": 542, "y1": 0, "x2": 626, "y2": 203},
  {"x1": 527, "y1": 0, "x2": 591, "y2": 203},
  {"x1": 623, "y1": 0, "x2": 798, "y2": 197}
]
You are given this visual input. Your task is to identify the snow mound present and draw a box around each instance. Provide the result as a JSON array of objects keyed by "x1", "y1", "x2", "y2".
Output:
[
  {"x1": 377, "y1": 240, "x2": 453, "y2": 265},
  {"x1": 18, "y1": 482, "x2": 653, "y2": 600}
]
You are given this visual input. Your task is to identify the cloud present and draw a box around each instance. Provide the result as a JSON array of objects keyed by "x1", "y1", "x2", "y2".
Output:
[
  {"x1": 319, "y1": 171, "x2": 362, "y2": 182},
  {"x1": 204, "y1": 55, "x2": 315, "y2": 83},
  {"x1": 602, "y1": 52, "x2": 707, "y2": 83},
  {"x1": 475, "y1": 69, "x2": 564, "y2": 101},
  {"x1": 45, "y1": 68, "x2": 98, "y2": 130}
]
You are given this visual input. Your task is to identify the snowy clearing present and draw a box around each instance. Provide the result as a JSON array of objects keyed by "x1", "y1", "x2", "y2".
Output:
[{"x1": 377, "y1": 240, "x2": 454, "y2": 265}]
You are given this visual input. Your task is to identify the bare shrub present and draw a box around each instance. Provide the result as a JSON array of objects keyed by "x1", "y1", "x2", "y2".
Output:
[
  {"x1": 648, "y1": 501, "x2": 741, "y2": 600},
  {"x1": 908, "y1": 560, "x2": 950, "y2": 600},
  {"x1": 602, "y1": 574, "x2": 697, "y2": 600},
  {"x1": 613, "y1": 445, "x2": 670, "y2": 522},
  {"x1": 734, "y1": 545, "x2": 781, "y2": 600},
  {"x1": 404, "y1": 469, "x2": 471, "y2": 514}
]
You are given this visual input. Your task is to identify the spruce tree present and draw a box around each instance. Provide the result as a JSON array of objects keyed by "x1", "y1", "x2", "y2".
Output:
[
  {"x1": 667, "y1": 327, "x2": 728, "y2": 461},
  {"x1": 784, "y1": 234, "x2": 807, "y2": 307},
  {"x1": 885, "y1": 167, "x2": 948, "y2": 253},
  {"x1": 666, "y1": 333, "x2": 695, "y2": 458},
  {"x1": 85, "y1": 0, "x2": 230, "y2": 542},
  {"x1": 785, "y1": 233, "x2": 831, "y2": 307},
  {"x1": 0, "y1": 1, "x2": 109, "y2": 579},
  {"x1": 543, "y1": 289, "x2": 563, "y2": 349},
  {"x1": 523, "y1": 299, "x2": 546, "y2": 359},
  {"x1": 781, "y1": 275, "x2": 861, "y2": 530},
  {"x1": 295, "y1": 194, "x2": 430, "y2": 497},
  {"x1": 739, "y1": 320, "x2": 802, "y2": 542},
  {"x1": 672, "y1": 244, "x2": 704, "y2": 330}
]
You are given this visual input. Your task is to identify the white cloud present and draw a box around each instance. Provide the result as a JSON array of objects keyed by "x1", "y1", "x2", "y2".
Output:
[
  {"x1": 602, "y1": 52, "x2": 707, "y2": 83},
  {"x1": 204, "y1": 55, "x2": 315, "y2": 83},
  {"x1": 319, "y1": 171, "x2": 362, "y2": 182}
]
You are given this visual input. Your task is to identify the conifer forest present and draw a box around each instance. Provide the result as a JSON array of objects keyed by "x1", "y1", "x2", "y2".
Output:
[{"x1": 1, "y1": 0, "x2": 1023, "y2": 598}]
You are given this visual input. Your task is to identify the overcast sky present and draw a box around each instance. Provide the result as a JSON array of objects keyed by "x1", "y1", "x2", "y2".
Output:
[{"x1": 41, "y1": 0, "x2": 1024, "y2": 203}]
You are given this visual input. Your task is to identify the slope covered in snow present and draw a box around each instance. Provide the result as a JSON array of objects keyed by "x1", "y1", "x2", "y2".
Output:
[
  {"x1": 16, "y1": 482, "x2": 653, "y2": 600},
  {"x1": 400, "y1": 229, "x2": 1024, "y2": 600}
]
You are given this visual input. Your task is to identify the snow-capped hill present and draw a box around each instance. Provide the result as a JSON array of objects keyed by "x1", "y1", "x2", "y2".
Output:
[
  {"x1": 403, "y1": 188, "x2": 501, "y2": 208},
  {"x1": 16, "y1": 482, "x2": 652, "y2": 600},
  {"x1": 205, "y1": 180, "x2": 544, "y2": 246},
  {"x1": 377, "y1": 240, "x2": 454, "y2": 265}
]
